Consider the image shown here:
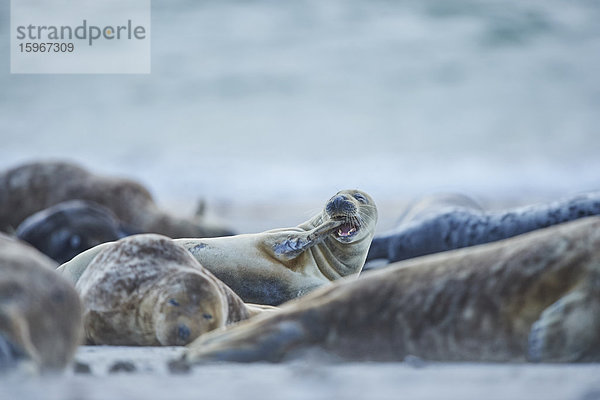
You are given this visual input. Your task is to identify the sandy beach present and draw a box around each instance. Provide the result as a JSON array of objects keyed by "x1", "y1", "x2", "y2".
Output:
[
  {"x1": 0, "y1": 346, "x2": 598, "y2": 400},
  {"x1": 2, "y1": 0, "x2": 600, "y2": 397}
]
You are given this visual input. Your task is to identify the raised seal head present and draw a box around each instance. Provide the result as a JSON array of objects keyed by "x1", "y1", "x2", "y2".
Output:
[{"x1": 320, "y1": 189, "x2": 378, "y2": 244}]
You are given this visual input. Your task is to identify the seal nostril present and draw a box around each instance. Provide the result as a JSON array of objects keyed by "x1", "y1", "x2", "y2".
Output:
[
  {"x1": 327, "y1": 195, "x2": 356, "y2": 216},
  {"x1": 177, "y1": 324, "x2": 191, "y2": 341},
  {"x1": 333, "y1": 195, "x2": 346, "y2": 208}
]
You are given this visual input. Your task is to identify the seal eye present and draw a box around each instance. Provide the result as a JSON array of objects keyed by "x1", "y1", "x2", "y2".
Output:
[{"x1": 353, "y1": 193, "x2": 367, "y2": 204}]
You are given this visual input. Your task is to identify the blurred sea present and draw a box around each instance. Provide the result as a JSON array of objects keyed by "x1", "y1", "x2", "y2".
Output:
[{"x1": 1, "y1": 0, "x2": 599, "y2": 230}]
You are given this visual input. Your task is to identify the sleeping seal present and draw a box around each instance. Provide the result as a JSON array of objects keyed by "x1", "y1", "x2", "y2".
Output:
[{"x1": 75, "y1": 234, "x2": 273, "y2": 346}]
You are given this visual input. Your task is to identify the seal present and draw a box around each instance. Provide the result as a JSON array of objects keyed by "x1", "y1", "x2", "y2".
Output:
[
  {"x1": 59, "y1": 189, "x2": 378, "y2": 306},
  {"x1": 16, "y1": 200, "x2": 128, "y2": 264},
  {"x1": 0, "y1": 233, "x2": 82, "y2": 372},
  {"x1": 174, "y1": 189, "x2": 378, "y2": 305},
  {"x1": 367, "y1": 191, "x2": 600, "y2": 264},
  {"x1": 393, "y1": 192, "x2": 483, "y2": 226},
  {"x1": 0, "y1": 161, "x2": 233, "y2": 238},
  {"x1": 181, "y1": 217, "x2": 600, "y2": 363},
  {"x1": 76, "y1": 234, "x2": 274, "y2": 346}
]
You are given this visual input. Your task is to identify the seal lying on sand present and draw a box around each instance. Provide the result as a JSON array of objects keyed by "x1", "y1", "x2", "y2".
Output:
[
  {"x1": 16, "y1": 200, "x2": 128, "y2": 264},
  {"x1": 392, "y1": 193, "x2": 484, "y2": 227},
  {"x1": 0, "y1": 234, "x2": 82, "y2": 372},
  {"x1": 0, "y1": 161, "x2": 232, "y2": 238},
  {"x1": 367, "y1": 191, "x2": 600, "y2": 263},
  {"x1": 181, "y1": 217, "x2": 600, "y2": 363},
  {"x1": 76, "y1": 234, "x2": 272, "y2": 346},
  {"x1": 176, "y1": 189, "x2": 378, "y2": 305},
  {"x1": 59, "y1": 189, "x2": 378, "y2": 306}
]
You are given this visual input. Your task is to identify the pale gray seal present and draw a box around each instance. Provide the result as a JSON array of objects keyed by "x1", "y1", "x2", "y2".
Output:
[{"x1": 174, "y1": 189, "x2": 378, "y2": 305}]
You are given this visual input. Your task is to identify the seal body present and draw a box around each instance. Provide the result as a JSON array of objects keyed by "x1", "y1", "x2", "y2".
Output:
[
  {"x1": 58, "y1": 189, "x2": 378, "y2": 306},
  {"x1": 175, "y1": 189, "x2": 378, "y2": 305},
  {"x1": 16, "y1": 200, "x2": 128, "y2": 264},
  {"x1": 0, "y1": 234, "x2": 82, "y2": 372},
  {"x1": 182, "y1": 217, "x2": 600, "y2": 363},
  {"x1": 367, "y1": 191, "x2": 600, "y2": 263},
  {"x1": 76, "y1": 234, "x2": 262, "y2": 346},
  {"x1": 0, "y1": 161, "x2": 232, "y2": 238},
  {"x1": 393, "y1": 193, "x2": 483, "y2": 226}
]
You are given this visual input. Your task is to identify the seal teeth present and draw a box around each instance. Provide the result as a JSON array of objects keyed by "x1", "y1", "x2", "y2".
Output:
[{"x1": 337, "y1": 223, "x2": 357, "y2": 237}]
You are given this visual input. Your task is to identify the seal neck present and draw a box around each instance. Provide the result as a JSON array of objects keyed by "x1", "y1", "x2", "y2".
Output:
[
  {"x1": 298, "y1": 214, "x2": 373, "y2": 279},
  {"x1": 310, "y1": 235, "x2": 371, "y2": 281}
]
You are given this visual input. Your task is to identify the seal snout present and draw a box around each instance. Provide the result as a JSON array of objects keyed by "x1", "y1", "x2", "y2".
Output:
[
  {"x1": 177, "y1": 324, "x2": 191, "y2": 342},
  {"x1": 326, "y1": 194, "x2": 360, "y2": 239},
  {"x1": 326, "y1": 195, "x2": 357, "y2": 217}
]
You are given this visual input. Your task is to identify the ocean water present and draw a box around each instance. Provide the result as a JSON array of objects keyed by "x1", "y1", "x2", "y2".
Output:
[{"x1": 1, "y1": 0, "x2": 599, "y2": 229}]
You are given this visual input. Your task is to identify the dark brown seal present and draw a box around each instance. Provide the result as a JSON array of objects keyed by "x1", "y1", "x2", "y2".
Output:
[
  {"x1": 0, "y1": 234, "x2": 82, "y2": 372},
  {"x1": 76, "y1": 234, "x2": 272, "y2": 346},
  {"x1": 182, "y1": 217, "x2": 600, "y2": 363},
  {"x1": 0, "y1": 161, "x2": 232, "y2": 238}
]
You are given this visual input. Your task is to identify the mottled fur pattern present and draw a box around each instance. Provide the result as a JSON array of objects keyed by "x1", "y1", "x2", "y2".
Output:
[
  {"x1": 368, "y1": 191, "x2": 600, "y2": 263},
  {"x1": 76, "y1": 234, "x2": 262, "y2": 346},
  {"x1": 183, "y1": 217, "x2": 600, "y2": 363}
]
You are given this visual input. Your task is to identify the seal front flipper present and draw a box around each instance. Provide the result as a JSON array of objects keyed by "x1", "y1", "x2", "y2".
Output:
[
  {"x1": 0, "y1": 307, "x2": 42, "y2": 373},
  {"x1": 0, "y1": 334, "x2": 27, "y2": 371},
  {"x1": 272, "y1": 236, "x2": 311, "y2": 260},
  {"x1": 184, "y1": 319, "x2": 309, "y2": 363},
  {"x1": 273, "y1": 220, "x2": 343, "y2": 260},
  {"x1": 181, "y1": 190, "x2": 377, "y2": 305},
  {"x1": 528, "y1": 288, "x2": 600, "y2": 362},
  {"x1": 0, "y1": 333, "x2": 39, "y2": 374}
]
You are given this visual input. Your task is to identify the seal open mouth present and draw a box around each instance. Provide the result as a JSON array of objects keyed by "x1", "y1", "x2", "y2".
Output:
[
  {"x1": 337, "y1": 222, "x2": 357, "y2": 237},
  {"x1": 325, "y1": 194, "x2": 362, "y2": 240},
  {"x1": 330, "y1": 217, "x2": 360, "y2": 239}
]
